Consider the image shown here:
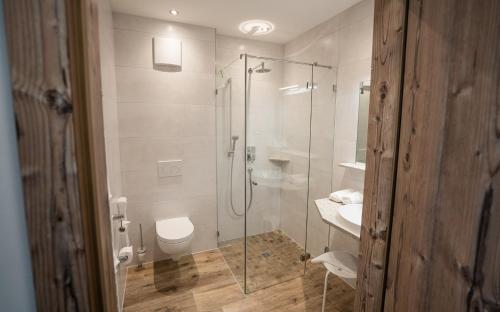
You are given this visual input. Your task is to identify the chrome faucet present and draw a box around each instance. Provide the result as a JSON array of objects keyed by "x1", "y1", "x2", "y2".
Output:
[
  {"x1": 117, "y1": 255, "x2": 128, "y2": 263},
  {"x1": 112, "y1": 214, "x2": 124, "y2": 220}
]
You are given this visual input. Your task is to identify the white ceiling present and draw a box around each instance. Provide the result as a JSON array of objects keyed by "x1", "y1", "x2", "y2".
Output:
[{"x1": 110, "y1": 0, "x2": 363, "y2": 43}]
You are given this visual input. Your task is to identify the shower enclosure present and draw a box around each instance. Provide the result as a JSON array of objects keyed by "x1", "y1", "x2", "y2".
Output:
[{"x1": 216, "y1": 53, "x2": 335, "y2": 293}]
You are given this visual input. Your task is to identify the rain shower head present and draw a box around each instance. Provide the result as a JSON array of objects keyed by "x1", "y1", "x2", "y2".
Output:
[
  {"x1": 255, "y1": 62, "x2": 271, "y2": 73},
  {"x1": 248, "y1": 62, "x2": 271, "y2": 74}
]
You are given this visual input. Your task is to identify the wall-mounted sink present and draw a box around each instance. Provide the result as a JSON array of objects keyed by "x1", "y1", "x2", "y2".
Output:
[{"x1": 338, "y1": 204, "x2": 362, "y2": 226}]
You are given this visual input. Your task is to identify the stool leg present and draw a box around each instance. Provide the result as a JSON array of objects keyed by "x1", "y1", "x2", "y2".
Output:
[{"x1": 322, "y1": 271, "x2": 330, "y2": 312}]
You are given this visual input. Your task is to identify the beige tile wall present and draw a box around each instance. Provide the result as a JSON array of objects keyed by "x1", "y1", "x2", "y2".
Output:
[
  {"x1": 283, "y1": 0, "x2": 374, "y2": 257},
  {"x1": 113, "y1": 13, "x2": 217, "y2": 264}
]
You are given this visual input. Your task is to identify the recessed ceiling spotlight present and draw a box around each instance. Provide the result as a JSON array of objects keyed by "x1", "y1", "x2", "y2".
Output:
[
  {"x1": 239, "y1": 20, "x2": 274, "y2": 36},
  {"x1": 169, "y1": 9, "x2": 179, "y2": 16}
]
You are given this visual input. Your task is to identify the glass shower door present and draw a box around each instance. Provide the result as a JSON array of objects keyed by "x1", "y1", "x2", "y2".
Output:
[
  {"x1": 244, "y1": 55, "x2": 314, "y2": 293},
  {"x1": 216, "y1": 57, "x2": 247, "y2": 289}
]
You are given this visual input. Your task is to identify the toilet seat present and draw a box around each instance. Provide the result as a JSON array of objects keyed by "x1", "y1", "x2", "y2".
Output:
[{"x1": 156, "y1": 217, "x2": 194, "y2": 244}]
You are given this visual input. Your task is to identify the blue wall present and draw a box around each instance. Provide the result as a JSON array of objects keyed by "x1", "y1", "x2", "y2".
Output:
[{"x1": 0, "y1": 2, "x2": 37, "y2": 311}]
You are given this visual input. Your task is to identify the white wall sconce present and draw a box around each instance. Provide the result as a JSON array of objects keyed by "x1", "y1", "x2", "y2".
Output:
[{"x1": 153, "y1": 37, "x2": 182, "y2": 72}]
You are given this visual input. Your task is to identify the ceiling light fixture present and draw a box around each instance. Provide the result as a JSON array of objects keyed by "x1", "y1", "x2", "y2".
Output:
[
  {"x1": 239, "y1": 20, "x2": 275, "y2": 36},
  {"x1": 169, "y1": 9, "x2": 179, "y2": 16}
]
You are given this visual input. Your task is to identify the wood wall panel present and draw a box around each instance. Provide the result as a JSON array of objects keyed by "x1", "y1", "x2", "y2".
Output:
[
  {"x1": 3, "y1": 0, "x2": 116, "y2": 310},
  {"x1": 384, "y1": 0, "x2": 500, "y2": 310},
  {"x1": 354, "y1": 0, "x2": 408, "y2": 310},
  {"x1": 3, "y1": 0, "x2": 91, "y2": 310},
  {"x1": 66, "y1": 0, "x2": 118, "y2": 310}
]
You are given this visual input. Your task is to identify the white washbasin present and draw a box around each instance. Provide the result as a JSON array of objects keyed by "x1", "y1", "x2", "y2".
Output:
[{"x1": 338, "y1": 204, "x2": 362, "y2": 226}]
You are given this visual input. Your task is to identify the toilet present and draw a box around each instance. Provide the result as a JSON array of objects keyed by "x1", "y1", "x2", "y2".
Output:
[{"x1": 156, "y1": 217, "x2": 194, "y2": 261}]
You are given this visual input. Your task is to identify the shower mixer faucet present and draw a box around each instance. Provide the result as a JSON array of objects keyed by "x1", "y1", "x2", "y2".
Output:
[{"x1": 246, "y1": 146, "x2": 256, "y2": 163}]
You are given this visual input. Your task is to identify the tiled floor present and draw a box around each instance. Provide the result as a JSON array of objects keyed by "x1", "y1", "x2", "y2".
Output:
[
  {"x1": 219, "y1": 230, "x2": 305, "y2": 292},
  {"x1": 123, "y1": 249, "x2": 355, "y2": 312}
]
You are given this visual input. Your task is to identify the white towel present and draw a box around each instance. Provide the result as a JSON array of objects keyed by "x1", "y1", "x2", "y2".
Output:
[
  {"x1": 329, "y1": 189, "x2": 354, "y2": 203},
  {"x1": 341, "y1": 191, "x2": 363, "y2": 204}
]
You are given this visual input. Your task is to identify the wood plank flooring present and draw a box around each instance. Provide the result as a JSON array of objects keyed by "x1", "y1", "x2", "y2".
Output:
[
  {"x1": 219, "y1": 230, "x2": 306, "y2": 293},
  {"x1": 123, "y1": 249, "x2": 354, "y2": 311}
]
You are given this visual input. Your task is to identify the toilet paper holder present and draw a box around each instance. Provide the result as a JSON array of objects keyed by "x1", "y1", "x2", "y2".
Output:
[{"x1": 117, "y1": 255, "x2": 128, "y2": 263}]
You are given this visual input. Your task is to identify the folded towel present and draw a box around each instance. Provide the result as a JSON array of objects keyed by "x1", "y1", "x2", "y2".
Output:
[
  {"x1": 341, "y1": 191, "x2": 363, "y2": 204},
  {"x1": 329, "y1": 189, "x2": 354, "y2": 203}
]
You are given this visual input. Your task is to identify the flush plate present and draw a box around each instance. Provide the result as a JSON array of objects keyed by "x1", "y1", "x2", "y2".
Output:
[{"x1": 157, "y1": 160, "x2": 183, "y2": 177}]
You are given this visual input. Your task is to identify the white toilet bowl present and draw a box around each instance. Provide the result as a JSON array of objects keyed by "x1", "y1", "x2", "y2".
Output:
[{"x1": 156, "y1": 217, "x2": 194, "y2": 261}]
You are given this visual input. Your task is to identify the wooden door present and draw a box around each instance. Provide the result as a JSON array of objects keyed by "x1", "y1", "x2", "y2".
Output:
[
  {"x1": 3, "y1": 0, "x2": 117, "y2": 311},
  {"x1": 384, "y1": 0, "x2": 500, "y2": 311}
]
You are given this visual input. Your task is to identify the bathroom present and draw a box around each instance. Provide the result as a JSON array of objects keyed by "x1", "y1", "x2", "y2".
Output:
[
  {"x1": 99, "y1": 0, "x2": 373, "y2": 310},
  {"x1": 2, "y1": 0, "x2": 497, "y2": 310}
]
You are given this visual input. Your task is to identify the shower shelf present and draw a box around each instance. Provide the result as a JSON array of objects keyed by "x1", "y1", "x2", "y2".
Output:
[
  {"x1": 268, "y1": 156, "x2": 290, "y2": 163},
  {"x1": 270, "y1": 148, "x2": 315, "y2": 159},
  {"x1": 339, "y1": 162, "x2": 366, "y2": 171}
]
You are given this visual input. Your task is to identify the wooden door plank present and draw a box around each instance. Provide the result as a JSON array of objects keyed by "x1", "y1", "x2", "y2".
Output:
[
  {"x1": 3, "y1": 0, "x2": 91, "y2": 310},
  {"x1": 384, "y1": 0, "x2": 500, "y2": 310},
  {"x1": 354, "y1": 0, "x2": 408, "y2": 310},
  {"x1": 66, "y1": 0, "x2": 118, "y2": 311},
  {"x1": 3, "y1": 0, "x2": 117, "y2": 310}
]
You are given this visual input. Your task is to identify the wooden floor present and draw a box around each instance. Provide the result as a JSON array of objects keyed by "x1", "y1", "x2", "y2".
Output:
[
  {"x1": 219, "y1": 230, "x2": 305, "y2": 292},
  {"x1": 123, "y1": 249, "x2": 355, "y2": 312}
]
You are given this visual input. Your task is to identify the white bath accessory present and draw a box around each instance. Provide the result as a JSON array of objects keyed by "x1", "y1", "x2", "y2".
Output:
[
  {"x1": 118, "y1": 246, "x2": 133, "y2": 266},
  {"x1": 341, "y1": 191, "x2": 363, "y2": 205},
  {"x1": 153, "y1": 37, "x2": 182, "y2": 72},
  {"x1": 312, "y1": 250, "x2": 357, "y2": 312},
  {"x1": 156, "y1": 217, "x2": 194, "y2": 261},
  {"x1": 111, "y1": 197, "x2": 131, "y2": 246},
  {"x1": 136, "y1": 223, "x2": 146, "y2": 268},
  {"x1": 116, "y1": 197, "x2": 127, "y2": 215},
  {"x1": 338, "y1": 204, "x2": 363, "y2": 226},
  {"x1": 137, "y1": 248, "x2": 146, "y2": 264},
  {"x1": 119, "y1": 220, "x2": 131, "y2": 232},
  {"x1": 329, "y1": 189, "x2": 354, "y2": 203},
  {"x1": 110, "y1": 197, "x2": 128, "y2": 219}
]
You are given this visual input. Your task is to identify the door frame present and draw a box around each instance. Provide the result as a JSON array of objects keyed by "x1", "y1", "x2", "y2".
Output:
[
  {"x1": 3, "y1": 0, "x2": 117, "y2": 310},
  {"x1": 354, "y1": 0, "x2": 409, "y2": 310},
  {"x1": 3, "y1": 0, "x2": 407, "y2": 311}
]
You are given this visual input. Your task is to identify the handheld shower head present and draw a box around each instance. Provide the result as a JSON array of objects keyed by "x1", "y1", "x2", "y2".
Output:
[{"x1": 228, "y1": 135, "x2": 239, "y2": 156}]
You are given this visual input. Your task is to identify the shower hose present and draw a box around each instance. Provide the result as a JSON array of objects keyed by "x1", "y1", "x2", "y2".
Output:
[{"x1": 229, "y1": 153, "x2": 254, "y2": 217}]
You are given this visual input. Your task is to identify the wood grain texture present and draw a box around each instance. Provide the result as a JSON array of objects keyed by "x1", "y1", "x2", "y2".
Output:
[
  {"x1": 3, "y1": 0, "x2": 91, "y2": 310},
  {"x1": 354, "y1": 0, "x2": 408, "y2": 310},
  {"x1": 384, "y1": 0, "x2": 500, "y2": 310},
  {"x1": 123, "y1": 249, "x2": 355, "y2": 312},
  {"x1": 66, "y1": 0, "x2": 118, "y2": 311},
  {"x1": 4, "y1": 0, "x2": 116, "y2": 310}
]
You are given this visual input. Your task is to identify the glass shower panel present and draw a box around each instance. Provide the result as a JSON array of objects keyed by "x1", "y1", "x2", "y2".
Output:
[
  {"x1": 305, "y1": 65, "x2": 339, "y2": 264},
  {"x1": 244, "y1": 56, "x2": 313, "y2": 293},
  {"x1": 216, "y1": 58, "x2": 246, "y2": 289}
]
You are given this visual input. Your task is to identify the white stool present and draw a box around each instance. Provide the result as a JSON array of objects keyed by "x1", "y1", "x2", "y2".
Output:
[{"x1": 311, "y1": 250, "x2": 358, "y2": 312}]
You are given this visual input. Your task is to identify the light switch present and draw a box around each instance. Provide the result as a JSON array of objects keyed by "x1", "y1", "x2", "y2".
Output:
[{"x1": 157, "y1": 160, "x2": 183, "y2": 177}]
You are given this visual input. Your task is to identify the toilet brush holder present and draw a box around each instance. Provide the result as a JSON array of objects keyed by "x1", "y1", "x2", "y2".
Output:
[
  {"x1": 137, "y1": 248, "x2": 146, "y2": 267},
  {"x1": 136, "y1": 223, "x2": 146, "y2": 268}
]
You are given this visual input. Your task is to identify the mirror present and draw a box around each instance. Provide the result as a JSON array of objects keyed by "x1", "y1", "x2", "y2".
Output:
[{"x1": 355, "y1": 81, "x2": 370, "y2": 163}]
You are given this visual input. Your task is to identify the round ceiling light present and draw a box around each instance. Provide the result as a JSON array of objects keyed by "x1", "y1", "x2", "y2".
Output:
[
  {"x1": 169, "y1": 9, "x2": 179, "y2": 16},
  {"x1": 238, "y1": 20, "x2": 275, "y2": 36}
]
